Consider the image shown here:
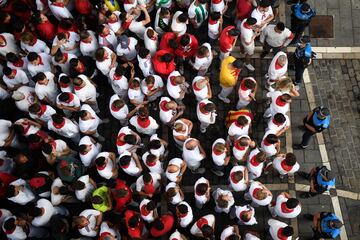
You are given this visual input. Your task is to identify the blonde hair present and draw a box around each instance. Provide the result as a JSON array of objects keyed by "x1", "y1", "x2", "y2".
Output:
[{"x1": 275, "y1": 77, "x2": 294, "y2": 92}]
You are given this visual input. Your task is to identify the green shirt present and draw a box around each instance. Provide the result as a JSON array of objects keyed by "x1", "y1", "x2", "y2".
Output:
[
  {"x1": 56, "y1": 156, "x2": 84, "y2": 184},
  {"x1": 92, "y1": 186, "x2": 111, "y2": 212}
]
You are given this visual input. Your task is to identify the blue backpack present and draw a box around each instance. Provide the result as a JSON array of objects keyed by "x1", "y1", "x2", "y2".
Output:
[{"x1": 321, "y1": 213, "x2": 341, "y2": 239}]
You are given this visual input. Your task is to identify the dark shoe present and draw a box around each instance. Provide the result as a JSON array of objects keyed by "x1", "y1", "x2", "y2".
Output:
[
  {"x1": 300, "y1": 192, "x2": 312, "y2": 198},
  {"x1": 297, "y1": 171, "x2": 310, "y2": 180},
  {"x1": 298, "y1": 125, "x2": 306, "y2": 131},
  {"x1": 260, "y1": 51, "x2": 267, "y2": 59},
  {"x1": 293, "y1": 144, "x2": 307, "y2": 150},
  {"x1": 304, "y1": 214, "x2": 314, "y2": 221}
]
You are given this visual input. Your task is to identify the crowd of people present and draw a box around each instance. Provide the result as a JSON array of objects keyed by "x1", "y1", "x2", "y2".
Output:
[{"x1": 0, "y1": 0, "x2": 343, "y2": 239}]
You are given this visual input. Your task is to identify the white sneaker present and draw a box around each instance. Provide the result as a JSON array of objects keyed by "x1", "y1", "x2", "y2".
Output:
[
  {"x1": 244, "y1": 63, "x2": 255, "y2": 71},
  {"x1": 218, "y1": 94, "x2": 230, "y2": 103},
  {"x1": 294, "y1": 85, "x2": 300, "y2": 91}
]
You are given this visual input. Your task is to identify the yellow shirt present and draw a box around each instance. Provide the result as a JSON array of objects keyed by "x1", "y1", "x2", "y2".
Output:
[
  {"x1": 104, "y1": 0, "x2": 120, "y2": 12},
  {"x1": 220, "y1": 56, "x2": 240, "y2": 88}
]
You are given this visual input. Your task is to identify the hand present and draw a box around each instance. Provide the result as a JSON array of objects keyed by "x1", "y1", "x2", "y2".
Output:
[{"x1": 58, "y1": 39, "x2": 67, "y2": 46}]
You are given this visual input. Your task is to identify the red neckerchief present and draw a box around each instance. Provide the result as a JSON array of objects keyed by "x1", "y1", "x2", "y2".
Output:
[
  {"x1": 178, "y1": 212, "x2": 187, "y2": 218},
  {"x1": 275, "y1": 96, "x2": 287, "y2": 107},
  {"x1": 272, "y1": 118, "x2": 283, "y2": 127},
  {"x1": 144, "y1": 181, "x2": 155, "y2": 194},
  {"x1": 250, "y1": 155, "x2": 260, "y2": 166},
  {"x1": 76, "y1": 62, "x2": 85, "y2": 73},
  {"x1": 235, "y1": 121, "x2": 244, "y2": 129},
  {"x1": 99, "y1": 32, "x2": 109, "y2": 38},
  {"x1": 263, "y1": 139, "x2": 272, "y2": 146},
  {"x1": 29, "y1": 38, "x2": 37, "y2": 46},
  {"x1": 74, "y1": 85, "x2": 83, "y2": 91},
  {"x1": 281, "y1": 160, "x2": 293, "y2": 172},
  {"x1": 53, "y1": 120, "x2": 65, "y2": 129},
  {"x1": 121, "y1": 163, "x2": 130, "y2": 169},
  {"x1": 63, "y1": 53, "x2": 68, "y2": 62},
  {"x1": 4, "y1": 226, "x2": 15, "y2": 234},
  {"x1": 208, "y1": 18, "x2": 218, "y2": 25},
  {"x1": 38, "y1": 56, "x2": 44, "y2": 65},
  {"x1": 65, "y1": 93, "x2": 74, "y2": 103},
  {"x1": 49, "y1": 140, "x2": 57, "y2": 149},
  {"x1": 0, "y1": 35, "x2": 7, "y2": 46},
  {"x1": 52, "y1": 2, "x2": 65, "y2": 7},
  {"x1": 146, "y1": 159, "x2": 157, "y2": 167},
  {"x1": 9, "y1": 69, "x2": 17, "y2": 78},
  {"x1": 196, "y1": 218, "x2": 208, "y2": 229},
  {"x1": 252, "y1": 188, "x2": 261, "y2": 198},
  {"x1": 111, "y1": 103, "x2": 121, "y2": 112},
  {"x1": 230, "y1": 172, "x2": 240, "y2": 183},
  {"x1": 212, "y1": 0, "x2": 222, "y2": 3},
  {"x1": 81, "y1": 38, "x2": 91, "y2": 44},
  {"x1": 212, "y1": 147, "x2": 223, "y2": 156},
  {"x1": 108, "y1": 16, "x2": 119, "y2": 24},
  {"x1": 234, "y1": 140, "x2": 246, "y2": 150},
  {"x1": 199, "y1": 102, "x2": 209, "y2": 115},
  {"x1": 137, "y1": 117, "x2": 151, "y2": 128},
  {"x1": 97, "y1": 162, "x2": 107, "y2": 170},
  {"x1": 193, "y1": 82, "x2": 202, "y2": 91},
  {"x1": 22, "y1": 123, "x2": 31, "y2": 134},
  {"x1": 37, "y1": 105, "x2": 47, "y2": 116},
  {"x1": 275, "y1": 59, "x2": 283, "y2": 70},
  {"x1": 13, "y1": 59, "x2": 24, "y2": 67},
  {"x1": 240, "y1": 82, "x2": 248, "y2": 91},
  {"x1": 116, "y1": 133, "x2": 126, "y2": 146},
  {"x1": 59, "y1": 81, "x2": 69, "y2": 88},
  {"x1": 121, "y1": 21, "x2": 132, "y2": 30},
  {"x1": 160, "y1": 100, "x2": 169, "y2": 112},
  {"x1": 240, "y1": 210, "x2": 251, "y2": 222},
  {"x1": 243, "y1": 22, "x2": 252, "y2": 29},
  {"x1": 140, "y1": 205, "x2": 150, "y2": 216},
  {"x1": 281, "y1": 202, "x2": 294, "y2": 213},
  {"x1": 150, "y1": 36, "x2": 157, "y2": 41},
  {"x1": 169, "y1": 76, "x2": 177, "y2": 86},
  {"x1": 113, "y1": 73, "x2": 122, "y2": 80},
  {"x1": 100, "y1": 232, "x2": 112, "y2": 238},
  {"x1": 277, "y1": 228, "x2": 288, "y2": 240}
]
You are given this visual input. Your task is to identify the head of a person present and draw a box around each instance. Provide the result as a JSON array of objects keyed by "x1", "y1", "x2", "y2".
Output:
[
  {"x1": 178, "y1": 13, "x2": 188, "y2": 23},
  {"x1": 160, "y1": 7, "x2": 171, "y2": 18},
  {"x1": 28, "y1": 207, "x2": 42, "y2": 217},
  {"x1": 91, "y1": 195, "x2": 104, "y2": 205},
  {"x1": 27, "y1": 52, "x2": 40, "y2": 65},
  {"x1": 95, "y1": 47, "x2": 108, "y2": 61},
  {"x1": 277, "y1": 55, "x2": 287, "y2": 67},
  {"x1": 168, "y1": 39, "x2": 178, "y2": 49},
  {"x1": 3, "y1": 218, "x2": 16, "y2": 234},
  {"x1": 98, "y1": 24, "x2": 109, "y2": 36},
  {"x1": 145, "y1": 75, "x2": 155, "y2": 88},
  {"x1": 236, "y1": 115, "x2": 249, "y2": 127},
  {"x1": 73, "y1": 216, "x2": 89, "y2": 228},
  {"x1": 301, "y1": 3, "x2": 311, "y2": 13},
  {"x1": 114, "y1": 188, "x2": 128, "y2": 198},
  {"x1": 177, "y1": 203, "x2": 188, "y2": 215},
  {"x1": 153, "y1": 218, "x2": 164, "y2": 231},
  {"x1": 52, "y1": 114, "x2": 65, "y2": 125},
  {"x1": 322, "y1": 168, "x2": 335, "y2": 182},
  {"x1": 317, "y1": 107, "x2": 330, "y2": 120},
  {"x1": 228, "y1": 234, "x2": 241, "y2": 240},
  {"x1": 299, "y1": 35, "x2": 310, "y2": 47},
  {"x1": 232, "y1": 59, "x2": 243, "y2": 69},
  {"x1": 138, "y1": 47, "x2": 150, "y2": 59},
  {"x1": 95, "y1": 156, "x2": 106, "y2": 168},
  {"x1": 128, "y1": 214, "x2": 140, "y2": 228},
  {"x1": 143, "y1": 172, "x2": 152, "y2": 184},
  {"x1": 197, "y1": 45, "x2": 210, "y2": 58},
  {"x1": 72, "y1": 180, "x2": 85, "y2": 191},
  {"x1": 59, "y1": 74, "x2": 71, "y2": 86},
  {"x1": 214, "y1": 142, "x2": 226, "y2": 153},
  {"x1": 256, "y1": 189, "x2": 268, "y2": 200},
  {"x1": 201, "y1": 224, "x2": 214, "y2": 238},
  {"x1": 13, "y1": 21, "x2": 25, "y2": 35},
  {"x1": 286, "y1": 198, "x2": 300, "y2": 209},
  {"x1": 112, "y1": 99, "x2": 125, "y2": 111},
  {"x1": 265, "y1": 134, "x2": 279, "y2": 144},
  {"x1": 196, "y1": 183, "x2": 208, "y2": 196},
  {"x1": 146, "y1": 154, "x2": 158, "y2": 165},
  {"x1": 148, "y1": 139, "x2": 162, "y2": 151},
  {"x1": 232, "y1": 171, "x2": 244, "y2": 182},
  {"x1": 259, "y1": 0, "x2": 271, "y2": 11},
  {"x1": 167, "y1": 187, "x2": 177, "y2": 198},
  {"x1": 42, "y1": 143, "x2": 53, "y2": 155},
  {"x1": 124, "y1": 134, "x2": 137, "y2": 144},
  {"x1": 229, "y1": 28, "x2": 240, "y2": 37},
  {"x1": 239, "y1": 136, "x2": 250, "y2": 146},
  {"x1": 217, "y1": 196, "x2": 229, "y2": 208},
  {"x1": 6, "y1": 185, "x2": 17, "y2": 198},
  {"x1": 114, "y1": 65, "x2": 124, "y2": 77},
  {"x1": 280, "y1": 93, "x2": 292, "y2": 103},
  {"x1": 146, "y1": 28, "x2": 156, "y2": 40},
  {"x1": 246, "y1": 17, "x2": 257, "y2": 27},
  {"x1": 329, "y1": 219, "x2": 343, "y2": 229},
  {"x1": 203, "y1": 103, "x2": 216, "y2": 113},
  {"x1": 129, "y1": 79, "x2": 140, "y2": 89},
  {"x1": 54, "y1": 51, "x2": 67, "y2": 63},
  {"x1": 119, "y1": 34, "x2": 129, "y2": 49},
  {"x1": 6, "y1": 52, "x2": 20, "y2": 63},
  {"x1": 59, "y1": 186, "x2": 70, "y2": 195},
  {"x1": 160, "y1": 53, "x2": 173, "y2": 63},
  {"x1": 179, "y1": 34, "x2": 190, "y2": 46},
  {"x1": 73, "y1": 77, "x2": 84, "y2": 87},
  {"x1": 285, "y1": 153, "x2": 297, "y2": 166},
  {"x1": 28, "y1": 134, "x2": 41, "y2": 144},
  {"x1": 274, "y1": 113, "x2": 286, "y2": 124},
  {"x1": 145, "y1": 200, "x2": 156, "y2": 211},
  {"x1": 255, "y1": 151, "x2": 267, "y2": 163},
  {"x1": 69, "y1": 58, "x2": 81, "y2": 69},
  {"x1": 20, "y1": 31, "x2": 35, "y2": 45},
  {"x1": 3, "y1": 67, "x2": 15, "y2": 78},
  {"x1": 210, "y1": 11, "x2": 221, "y2": 21},
  {"x1": 243, "y1": 78, "x2": 256, "y2": 90},
  {"x1": 79, "y1": 30, "x2": 92, "y2": 43},
  {"x1": 282, "y1": 226, "x2": 294, "y2": 237},
  {"x1": 34, "y1": 72, "x2": 48, "y2": 85},
  {"x1": 58, "y1": 92, "x2": 71, "y2": 103},
  {"x1": 57, "y1": 32, "x2": 68, "y2": 43},
  {"x1": 275, "y1": 22, "x2": 285, "y2": 33}
]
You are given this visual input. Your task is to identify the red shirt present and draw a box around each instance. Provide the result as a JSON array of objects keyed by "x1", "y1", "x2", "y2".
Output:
[
  {"x1": 75, "y1": 0, "x2": 92, "y2": 15},
  {"x1": 159, "y1": 32, "x2": 177, "y2": 52},
  {"x1": 219, "y1": 26, "x2": 236, "y2": 53},
  {"x1": 152, "y1": 49, "x2": 175, "y2": 78},
  {"x1": 36, "y1": 20, "x2": 57, "y2": 42},
  {"x1": 236, "y1": 0, "x2": 254, "y2": 21},
  {"x1": 150, "y1": 214, "x2": 175, "y2": 237},
  {"x1": 175, "y1": 34, "x2": 199, "y2": 58},
  {"x1": 112, "y1": 179, "x2": 132, "y2": 212},
  {"x1": 125, "y1": 210, "x2": 144, "y2": 239},
  {"x1": 0, "y1": 173, "x2": 17, "y2": 199}
]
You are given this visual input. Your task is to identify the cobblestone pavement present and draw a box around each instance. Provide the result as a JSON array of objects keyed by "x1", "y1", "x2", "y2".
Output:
[{"x1": 285, "y1": 0, "x2": 360, "y2": 46}]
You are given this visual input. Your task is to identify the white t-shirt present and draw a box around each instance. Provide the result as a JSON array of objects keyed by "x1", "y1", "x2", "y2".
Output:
[
  {"x1": 144, "y1": 27, "x2": 158, "y2": 56},
  {"x1": 228, "y1": 115, "x2": 251, "y2": 139},
  {"x1": 8, "y1": 179, "x2": 35, "y2": 205},
  {"x1": 27, "y1": 53, "x2": 52, "y2": 77},
  {"x1": 232, "y1": 135, "x2": 251, "y2": 161},
  {"x1": 29, "y1": 104, "x2": 56, "y2": 123},
  {"x1": 129, "y1": 115, "x2": 159, "y2": 135},
  {"x1": 273, "y1": 155, "x2": 300, "y2": 176},
  {"x1": 229, "y1": 165, "x2": 247, "y2": 191},
  {"x1": 3, "y1": 69, "x2": 29, "y2": 89},
  {"x1": 266, "y1": 114, "x2": 290, "y2": 133},
  {"x1": 261, "y1": 130, "x2": 278, "y2": 157},
  {"x1": 128, "y1": 87, "x2": 145, "y2": 103},
  {"x1": 245, "y1": 233, "x2": 261, "y2": 240},
  {"x1": 190, "y1": 214, "x2": 215, "y2": 237},
  {"x1": 78, "y1": 136, "x2": 101, "y2": 167},
  {"x1": 99, "y1": 221, "x2": 120, "y2": 239},
  {"x1": 197, "y1": 99, "x2": 216, "y2": 124},
  {"x1": 21, "y1": 39, "x2": 50, "y2": 54},
  {"x1": 35, "y1": 72, "x2": 59, "y2": 104},
  {"x1": 251, "y1": 7, "x2": 273, "y2": 30},
  {"x1": 192, "y1": 76, "x2": 210, "y2": 101},
  {"x1": 247, "y1": 148, "x2": 264, "y2": 179},
  {"x1": 109, "y1": 67, "x2": 128, "y2": 97},
  {"x1": 116, "y1": 126, "x2": 135, "y2": 155},
  {"x1": 178, "y1": 201, "x2": 193, "y2": 227},
  {"x1": 96, "y1": 47, "x2": 114, "y2": 76},
  {"x1": 98, "y1": 30, "x2": 118, "y2": 51},
  {"x1": 109, "y1": 94, "x2": 129, "y2": 121},
  {"x1": 212, "y1": 188, "x2": 234, "y2": 213},
  {"x1": 149, "y1": 134, "x2": 166, "y2": 157},
  {"x1": 129, "y1": 20, "x2": 147, "y2": 39},
  {"x1": 80, "y1": 31, "x2": 99, "y2": 58},
  {"x1": 139, "y1": 198, "x2": 156, "y2": 223},
  {"x1": 107, "y1": 11, "x2": 122, "y2": 33},
  {"x1": 268, "y1": 219, "x2": 292, "y2": 240},
  {"x1": 51, "y1": 178, "x2": 65, "y2": 205},
  {"x1": 188, "y1": 1, "x2": 208, "y2": 27},
  {"x1": 119, "y1": 151, "x2": 141, "y2": 177},
  {"x1": 166, "y1": 157, "x2": 183, "y2": 182},
  {"x1": 266, "y1": 91, "x2": 290, "y2": 116},
  {"x1": 14, "y1": 118, "x2": 41, "y2": 136},
  {"x1": 166, "y1": 182, "x2": 183, "y2": 205},
  {"x1": 2, "y1": 216, "x2": 27, "y2": 240},
  {"x1": 273, "y1": 194, "x2": 301, "y2": 218},
  {"x1": 75, "y1": 175, "x2": 95, "y2": 202},
  {"x1": 78, "y1": 209, "x2": 101, "y2": 237},
  {"x1": 173, "y1": 119, "x2": 190, "y2": 146},
  {"x1": 211, "y1": 138, "x2": 227, "y2": 166},
  {"x1": 52, "y1": 53, "x2": 76, "y2": 75},
  {"x1": 183, "y1": 138, "x2": 204, "y2": 168},
  {"x1": 48, "y1": 0, "x2": 73, "y2": 20},
  {"x1": 248, "y1": 181, "x2": 272, "y2": 206},
  {"x1": 0, "y1": 120, "x2": 11, "y2": 147},
  {"x1": 79, "y1": 104, "x2": 100, "y2": 133},
  {"x1": 31, "y1": 198, "x2": 55, "y2": 227},
  {"x1": 142, "y1": 151, "x2": 163, "y2": 175},
  {"x1": 138, "y1": 54, "x2": 155, "y2": 77},
  {"x1": 52, "y1": 31, "x2": 80, "y2": 55},
  {"x1": 208, "y1": 19, "x2": 221, "y2": 39},
  {"x1": 14, "y1": 86, "x2": 36, "y2": 112},
  {"x1": 140, "y1": 75, "x2": 164, "y2": 102},
  {"x1": 48, "y1": 118, "x2": 79, "y2": 139},
  {"x1": 56, "y1": 92, "x2": 81, "y2": 109},
  {"x1": 167, "y1": 71, "x2": 182, "y2": 99},
  {"x1": 136, "y1": 172, "x2": 161, "y2": 193},
  {"x1": 235, "y1": 205, "x2": 257, "y2": 225},
  {"x1": 159, "y1": 97, "x2": 176, "y2": 124},
  {"x1": 74, "y1": 75, "x2": 97, "y2": 103},
  {"x1": 96, "y1": 152, "x2": 115, "y2": 180},
  {"x1": 220, "y1": 226, "x2": 236, "y2": 240},
  {"x1": 194, "y1": 177, "x2": 209, "y2": 205},
  {"x1": 116, "y1": 37, "x2": 138, "y2": 61},
  {"x1": 192, "y1": 43, "x2": 213, "y2": 71},
  {"x1": 0, "y1": 33, "x2": 19, "y2": 57},
  {"x1": 260, "y1": 25, "x2": 293, "y2": 47},
  {"x1": 240, "y1": 19, "x2": 255, "y2": 47},
  {"x1": 171, "y1": 11, "x2": 187, "y2": 36}
]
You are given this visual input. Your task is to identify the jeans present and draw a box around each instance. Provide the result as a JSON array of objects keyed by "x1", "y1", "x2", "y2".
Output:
[
  {"x1": 219, "y1": 85, "x2": 234, "y2": 99},
  {"x1": 301, "y1": 129, "x2": 315, "y2": 147},
  {"x1": 262, "y1": 42, "x2": 281, "y2": 55},
  {"x1": 294, "y1": 57, "x2": 306, "y2": 85}
]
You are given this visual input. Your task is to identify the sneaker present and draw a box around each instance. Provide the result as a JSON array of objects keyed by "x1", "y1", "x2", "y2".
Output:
[
  {"x1": 200, "y1": 128, "x2": 207, "y2": 133},
  {"x1": 300, "y1": 192, "x2": 312, "y2": 199},
  {"x1": 218, "y1": 94, "x2": 230, "y2": 103},
  {"x1": 260, "y1": 51, "x2": 267, "y2": 59},
  {"x1": 211, "y1": 169, "x2": 224, "y2": 176},
  {"x1": 244, "y1": 63, "x2": 255, "y2": 72},
  {"x1": 293, "y1": 144, "x2": 307, "y2": 150},
  {"x1": 102, "y1": 118, "x2": 110, "y2": 124},
  {"x1": 97, "y1": 135, "x2": 105, "y2": 142},
  {"x1": 294, "y1": 85, "x2": 300, "y2": 91}
]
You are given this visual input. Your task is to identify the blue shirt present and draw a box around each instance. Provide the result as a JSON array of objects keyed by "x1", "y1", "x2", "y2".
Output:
[{"x1": 321, "y1": 213, "x2": 341, "y2": 239}]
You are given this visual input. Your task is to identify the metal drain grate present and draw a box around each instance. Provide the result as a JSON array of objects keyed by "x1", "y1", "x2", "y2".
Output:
[{"x1": 310, "y1": 15, "x2": 334, "y2": 38}]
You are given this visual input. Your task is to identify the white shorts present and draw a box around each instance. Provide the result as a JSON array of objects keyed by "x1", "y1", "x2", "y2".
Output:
[{"x1": 242, "y1": 42, "x2": 255, "y2": 55}]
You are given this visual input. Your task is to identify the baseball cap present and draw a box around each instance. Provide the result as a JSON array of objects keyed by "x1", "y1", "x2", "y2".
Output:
[
  {"x1": 119, "y1": 35, "x2": 129, "y2": 48},
  {"x1": 299, "y1": 35, "x2": 311, "y2": 43},
  {"x1": 319, "y1": 107, "x2": 330, "y2": 117},
  {"x1": 301, "y1": 3, "x2": 311, "y2": 13},
  {"x1": 322, "y1": 168, "x2": 335, "y2": 180},
  {"x1": 330, "y1": 219, "x2": 343, "y2": 229}
]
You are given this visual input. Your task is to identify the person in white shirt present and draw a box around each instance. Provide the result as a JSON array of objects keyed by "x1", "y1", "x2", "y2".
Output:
[
  {"x1": 266, "y1": 112, "x2": 290, "y2": 136},
  {"x1": 95, "y1": 152, "x2": 118, "y2": 180},
  {"x1": 79, "y1": 30, "x2": 99, "y2": 59},
  {"x1": 98, "y1": 24, "x2": 118, "y2": 51},
  {"x1": 138, "y1": 47, "x2": 155, "y2": 77},
  {"x1": 144, "y1": 27, "x2": 158, "y2": 56},
  {"x1": 51, "y1": 31, "x2": 80, "y2": 56},
  {"x1": 261, "y1": 132, "x2": 280, "y2": 157},
  {"x1": 171, "y1": 11, "x2": 188, "y2": 36},
  {"x1": 119, "y1": 151, "x2": 143, "y2": 177},
  {"x1": 117, "y1": 34, "x2": 138, "y2": 62},
  {"x1": 78, "y1": 104, "x2": 108, "y2": 141},
  {"x1": 167, "y1": 71, "x2": 188, "y2": 103},
  {"x1": 128, "y1": 78, "x2": 146, "y2": 106},
  {"x1": 188, "y1": 0, "x2": 209, "y2": 29},
  {"x1": 229, "y1": 165, "x2": 249, "y2": 191},
  {"x1": 136, "y1": 172, "x2": 161, "y2": 198},
  {"x1": 58, "y1": 73, "x2": 73, "y2": 93},
  {"x1": 0, "y1": 209, "x2": 12, "y2": 227},
  {"x1": 20, "y1": 32, "x2": 50, "y2": 55},
  {"x1": 52, "y1": 51, "x2": 76, "y2": 75},
  {"x1": 116, "y1": 126, "x2": 141, "y2": 154},
  {"x1": 14, "y1": 118, "x2": 41, "y2": 137},
  {"x1": 191, "y1": 43, "x2": 213, "y2": 76},
  {"x1": 190, "y1": 214, "x2": 215, "y2": 238},
  {"x1": 220, "y1": 225, "x2": 241, "y2": 240},
  {"x1": 273, "y1": 152, "x2": 300, "y2": 179},
  {"x1": 48, "y1": 0, "x2": 73, "y2": 20},
  {"x1": 73, "y1": 74, "x2": 99, "y2": 113},
  {"x1": 244, "y1": 181, "x2": 273, "y2": 206},
  {"x1": 7, "y1": 178, "x2": 35, "y2": 205},
  {"x1": 240, "y1": 18, "x2": 260, "y2": 71},
  {"x1": 183, "y1": 138, "x2": 206, "y2": 174},
  {"x1": 0, "y1": 33, "x2": 19, "y2": 58},
  {"x1": 128, "y1": 5, "x2": 151, "y2": 39},
  {"x1": 173, "y1": 118, "x2": 193, "y2": 148},
  {"x1": 245, "y1": 233, "x2": 262, "y2": 240},
  {"x1": 263, "y1": 91, "x2": 292, "y2": 118},
  {"x1": 228, "y1": 115, "x2": 252, "y2": 142},
  {"x1": 140, "y1": 75, "x2": 164, "y2": 102},
  {"x1": 268, "y1": 192, "x2": 301, "y2": 218},
  {"x1": 266, "y1": 52, "x2": 288, "y2": 91},
  {"x1": 56, "y1": 92, "x2": 81, "y2": 117},
  {"x1": 212, "y1": 188, "x2": 234, "y2": 213},
  {"x1": 99, "y1": 221, "x2": 121, "y2": 239},
  {"x1": 192, "y1": 76, "x2": 212, "y2": 101},
  {"x1": 129, "y1": 106, "x2": 159, "y2": 135},
  {"x1": 109, "y1": 94, "x2": 130, "y2": 125},
  {"x1": 78, "y1": 136, "x2": 102, "y2": 167},
  {"x1": 166, "y1": 182, "x2": 185, "y2": 205},
  {"x1": 166, "y1": 158, "x2": 187, "y2": 183},
  {"x1": 237, "y1": 77, "x2": 257, "y2": 109},
  {"x1": 6, "y1": 53, "x2": 28, "y2": 74},
  {"x1": 30, "y1": 198, "x2": 68, "y2": 227},
  {"x1": 48, "y1": 114, "x2": 80, "y2": 143},
  {"x1": 154, "y1": 7, "x2": 171, "y2": 36},
  {"x1": 159, "y1": 97, "x2": 184, "y2": 125},
  {"x1": 230, "y1": 204, "x2": 257, "y2": 225},
  {"x1": 41, "y1": 139, "x2": 73, "y2": 165},
  {"x1": 247, "y1": 148, "x2": 267, "y2": 179},
  {"x1": 2, "y1": 67, "x2": 29, "y2": 90},
  {"x1": 74, "y1": 209, "x2": 102, "y2": 237},
  {"x1": 95, "y1": 46, "x2": 117, "y2": 76},
  {"x1": 194, "y1": 177, "x2": 210, "y2": 208},
  {"x1": 268, "y1": 219, "x2": 294, "y2": 240},
  {"x1": 197, "y1": 99, "x2": 217, "y2": 133},
  {"x1": 251, "y1": 0, "x2": 274, "y2": 31},
  {"x1": 211, "y1": 138, "x2": 230, "y2": 176},
  {"x1": 73, "y1": 175, "x2": 97, "y2": 202},
  {"x1": 139, "y1": 199, "x2": 158, "y2": 223},
  {"x1": 27, "y1": 52, "x2": 52, "y2": 77},
  {"x1": 148, "y1": 134, "x2": 168, "y2": 158},
  {"x1": 11, "y1": 86, "x2": 36, "y2": 113},
  {"x1": 109, "y1": 65, "x2": 129, "y2": 98},
  {"x1": 2, "y1": 215, "x2": 49, "y2": 240},
  {"x1": 260, "y1": 22, "x2": 294, "y2": 58},
  {"x1": 142, "y1": 151, "x2": 164, "y2": 175},
  {"x1": 176, "y1": 201, "x2": 193, "y2": 228},
  {"x1": 0, "y1": 120, "x2": 17, "y2": 148},
  {"x1": 105, "y1": 10, "x2": 122, "y2": 34},
  {"x1": 34, "y1": 72, "x2": 59, "y2": 105}
]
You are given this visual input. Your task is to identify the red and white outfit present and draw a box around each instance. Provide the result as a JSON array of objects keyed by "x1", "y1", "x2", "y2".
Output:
[
  {"x1": 233, "y1": 205, "x2": 257, "y2": 225},
  {"x1": 98, "y1": 29, "x2": 118, "y2": 51},
  {"x1": 268, "y1": 219, "x2": 292, "y2": 240},
  {"x1": 166, "y1": 158, "x2": 185, "y2": 182},
  {"x1": 128, "y1": 80, "x2": 145, "y2": 103},
  {"x1": 237, "y1": 77, "x2": 256, "y2": 109},
  {"x1": 251, "y1": 6, "x2": 273, "y2": 30},
  {"x1": 95, "y1": 152, "x2": 116, "y2": 180},
  {"x1": 78, "y1": 104, "x2": 102, "y2": 136},
  {"x1": 247, "y1": 148, "x2": 264, "y2": 179},
  {"x1": 119, "y1": 151, "x2": 142, "y2": 177},
  {"x1": 175, "y1": 34, "x2": 199, "y2": 59},
  {"x1": 219, "y1": 26, "x2": 237, "y2": 60},
  {"x1": 138, "y1": 54, "x2": 155, "y2": 77},
  {"x1": 52, "y1": 53, "x2": 77, "y2": 75},
  {"x1": 266, "y1": 114, "x2": 290, "y2": 134},
  {"x1": 144, "y1": 27, "x2": 158, "y2": 56},
  {"x1": 99, "y1": 221, "x2": 121, "y2": 239},
  {"x1": 220, "y1": 226, "x2": 238, "y2": 240},
  {"x1": 229, "y1": 165, "x2": 248, "y2": 191},
  {"x1": 96, "y1": 47, "x2": 115, "y2": 76},
  {"x1": 197, "y1": 99, "x2": 216, "y2": 132},
  {"x1": 116, "y1": 37, "x2": 138, "y2": 61},
  {"x1": 107, "y1": 11, "x2": 122, "y2": 33},
  {"x1": 260, "y1": 24, "x2": 293, "y2": 48},
  {"x1": 8, "y1": 179, "x2": 35, "y2": 205},
  {"x1": 27, "y1": 53, "x2": 52, "y2": 77},
  {"x1": 35, "y1": 72, "x2": 59, "y2": 105},
  {"x1": 31, "y1": 198, "x2": 67, "y2": 227},
  {"x1": 267, "y1": 51, "x2": 288, "y2": 89},
  {"x1": 172, "y1": 119, "x2": 190, "y2": 147},
  {"x1": 228, "y1": 116, "x2": 251, "y2": 140},
  {"x1": 74, "y1": 75, "x2": 99, "y2": 112},
  {"x1": 166, "y1": 182, "x2": 184, "y2": 205},
  {"x1": 55, "y1": 92, "x2": 81, "y2": 117},
  {"x1": 212, "y1": 188, "x2": 234, "y2": 213},
  {"x1": 129, "y1": 115, "x2": 159, "y2": 136},
  {"x1": 58, "y1": 73, "x2": 73, "y2": 93},
  {"x1": 49, "y1": 1, "x2": 73, "y2": 20},
  {"x1": 29, "y1": 104, "x2": 56, "y2": 123},
  {"x1": 261, "y1": 130, "x2": 278, "y2": 157},
  {"x1": 14, "y1": 118, "x2": 41, "y2": 137},
  {"x1": 109, "y1": 94, "x2": 129, "y2": 125},
  {"x1": 192, "y1": 76, "x2": 210, "y2": 101},
  {"x1": 232, "y1": 135, "x2": 251, "y2": 162},
  {"x1": 171, "y1": 11, "x2": 187, "y2": 36},
  {"x1": 190, "y1": 214, "x2": 215, "y2": 237},
  {"x1": 159, "y1": 97, "x2": 176, "y2": 124},
  {"x1": 139, "y1": 198, "x2": 157, "y2": 223},
  {"x1": 78, "y1": 209, "x2": 101, "y2": 237},
  {"x1": 21, "y1": 39, "x2": 50, "y2": 54},
  {"x1": 210, "y1": 0, "x2": 225, "y2": 13},
  {"x1": 192, "y1": 43, "x2": 213, "y2": 76},
  {"x1": 194, "y1": 177, "x2": 209, "y2": 208},
  {"x1": 177, "y1": 201, "x2": 193, "y2": 228},
  {"x1": 3, "y1": 69, "x2": 29, "y2": 89},
  {"x1": 167, "y1": 71, "x2": 183, "y2": 100},
  {"x1": 129, "y1": 20, "x2": 147, "y2": 40},
  {"x1": 142, "y1": 151, "x2": 163, "y2": 175},
  {"x1": 240, "y1": 19, "x2": 255, "y2": 55},
  {"x1": 0, "y1": 33, "x2": 19, "y2": 57},
  {"x1": 273, "y1": 155, "x2": 300, "y2": 177},
  {"x1": 264, "y1": 91, "x2": 290, "y2": 118},
  {"x1": 140, "y1": 75, "x2": 164, "y2": 102},
  {"x1": 245, "y1": 181, "x2": 272, "y2": 206},
  {"x1": 136, "y1": 172, "x2": 161, "y2": 195},
  {"x1": 211, "y1": 138, "x2": 227, "y2": 168},
  {"x1": 78, "y1": 136, "x2": 101, "y2": 167},
  {"x1": 183, "y1": 138, "x2": 204, "y2": 170},
  {"x1": 116, "y1": 126, "x2": 136, "y2": 155},
  {"x1": 109, "y1": 67, "x2": 128, "y2": 98},
  {"x1": 12, "y1": 86, "x2": 36, "y2": 113},
  {"x1": 245, "y1": 233, "x2": 261, "y2": 240},
  {"x1": 80, "y1": 30, "x2": 99, "y2": 58},
  {"x1": 47, "y1": 117, "x2": 80, "y2": 143},
  {"x1": 268, "y1": 194, "x2": 301, "y2": 218},
  {"x1": 208, "y1": 17, "x2": 221, "y2": 40}
]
